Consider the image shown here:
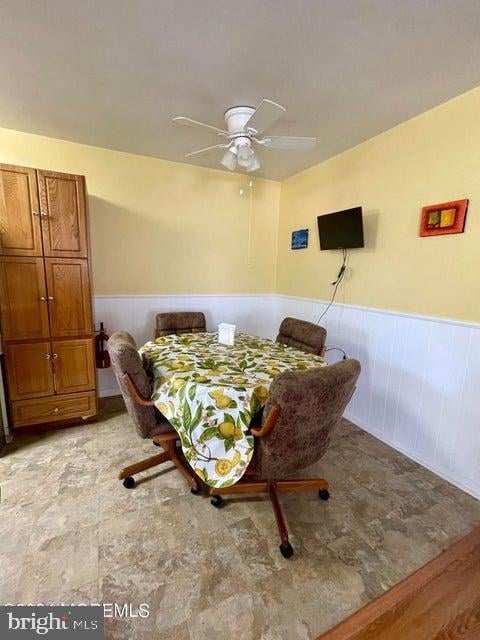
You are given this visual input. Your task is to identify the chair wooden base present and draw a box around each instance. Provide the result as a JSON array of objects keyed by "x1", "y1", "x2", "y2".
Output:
[
  {"x1": 208, "y1": 477, "x2": 330, "y2": 557},
  {"x1": 118, "y1": 430, "x2": 200, "y2": 492}
]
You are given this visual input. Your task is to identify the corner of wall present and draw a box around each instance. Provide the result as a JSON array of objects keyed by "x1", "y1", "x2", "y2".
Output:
[{"x1": 272, "y1": 179, "x2": 283, "y2": 294}]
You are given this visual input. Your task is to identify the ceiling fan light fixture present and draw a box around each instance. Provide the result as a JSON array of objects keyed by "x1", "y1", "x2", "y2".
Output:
[
  {"x1": 221, "y1": 147, "x2": 237, "y2": 171},
  {"x1": 246, "y1": 154, "x2": 260, "y2": 173},
  {"x1": 237, "y1": 143, "x2": 253, "y2": 167}
]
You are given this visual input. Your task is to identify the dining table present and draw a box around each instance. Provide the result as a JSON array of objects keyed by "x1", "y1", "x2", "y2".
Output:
[{"x1": 140, "y1": 332, "x2": 326, "y2": 488}]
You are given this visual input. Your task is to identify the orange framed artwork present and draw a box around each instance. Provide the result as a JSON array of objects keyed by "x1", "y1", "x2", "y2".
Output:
[{"x1": 420, "y1": 199, "x2": 469, "y2": 237}]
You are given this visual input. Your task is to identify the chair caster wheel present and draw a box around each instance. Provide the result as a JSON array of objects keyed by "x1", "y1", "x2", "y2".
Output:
[
  {"x1": 279, "y1": 543, "x2": 294, "y2": 559},
  {"x1": 319, "y1": 489, "x2": 330, "y2": 501},
  {"x1": 210, "y1": 495, "x2": 224, "y2": 508},
  {"x1": 191, "y1": 486, "x2": 201, "y2": 495},
  {"x1": 123, "y1": 476, "x2": 136, "y2": 489}
]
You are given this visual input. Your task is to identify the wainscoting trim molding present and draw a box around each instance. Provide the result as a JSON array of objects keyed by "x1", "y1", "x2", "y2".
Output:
[
  {"x1": 276, "y1": 294, "x2": 480, "y2": 330},
  {"x1": 94, "y1": 293, "x2": 276, "y2": 299}
]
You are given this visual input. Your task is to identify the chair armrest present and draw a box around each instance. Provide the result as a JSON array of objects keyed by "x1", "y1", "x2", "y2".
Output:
[
  {"x1": 122, "y1": 373, "x2": 154, "y2": 407},
  {"x1": 250, "y1": 404, "x2": 281, "y2": 438}
]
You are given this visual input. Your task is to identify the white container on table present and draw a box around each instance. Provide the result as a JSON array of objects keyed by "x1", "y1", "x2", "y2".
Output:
[{"x1": 218, "y1": 323, "x2": 236, "y2": 346}]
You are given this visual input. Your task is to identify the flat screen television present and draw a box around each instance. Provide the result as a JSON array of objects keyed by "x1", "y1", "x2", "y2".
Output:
[{"x1": 317, "y1": 207, "x2": 364, "y2": 250}]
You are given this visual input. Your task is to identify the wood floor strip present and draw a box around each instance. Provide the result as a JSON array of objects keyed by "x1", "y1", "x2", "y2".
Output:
[{"x1": 317, "y1": 526, "x2": 480, "y2": 640}]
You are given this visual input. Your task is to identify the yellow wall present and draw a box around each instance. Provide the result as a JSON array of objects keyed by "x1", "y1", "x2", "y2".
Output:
[
  {"x1": 1, "y1": 86, "x2": 479, "y2": 321},
  {"x1": 277, "y1": 86, "x2": 480, "y2": 322},
  {"x1": 0, "y1": 128, "x2": 280, "y2": 295}
]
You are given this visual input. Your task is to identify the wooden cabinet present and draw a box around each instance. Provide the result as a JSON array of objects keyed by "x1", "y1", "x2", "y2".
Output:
[
  {"x1": 45, "y1": 258, "x2": 93, "y2": 337},
  {"x1": 0, "y1": 164, "x2": 43, "y2": 256},
  {"x1": 0, "y1": 162, "x2": 97, "y2": 428},
  {"x1": 5, "y1": 342, "x2": 55, "y2": 401},
  {"x1": 52, "y1": 339, "x2": 95, "y2": 394},
  {"x1": 0, "y1": 257, "x2": 50, "y2": 340},
  {"x1": 38, "y1": 171, "x2": 88, "y2": 258}
]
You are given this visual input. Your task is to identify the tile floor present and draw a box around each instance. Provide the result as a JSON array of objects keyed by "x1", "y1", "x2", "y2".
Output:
[{"x1": 1, "y1": 397, "x2": 479, "y2": 639}]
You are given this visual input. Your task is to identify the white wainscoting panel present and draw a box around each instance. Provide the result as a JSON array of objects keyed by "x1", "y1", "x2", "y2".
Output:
[
  {"x1": 273, "y1": 295, "x2": 480, "y2": 500},
  {"x1": 94, "y1": 294, "x2": 274, "y2": 397},
  {"x1": 94, "y1": 293, "x2": 480, "y2": 499}
]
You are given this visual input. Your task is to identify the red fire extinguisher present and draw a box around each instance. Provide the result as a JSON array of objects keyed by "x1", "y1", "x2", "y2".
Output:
[{"x1": 95, "y1": 322, "x2": 111, "y2": 369}]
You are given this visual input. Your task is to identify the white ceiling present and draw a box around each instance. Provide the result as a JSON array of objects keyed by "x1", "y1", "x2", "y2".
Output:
[{"x1": 1, "y1": 0, "x2": 480, "y2": 181}]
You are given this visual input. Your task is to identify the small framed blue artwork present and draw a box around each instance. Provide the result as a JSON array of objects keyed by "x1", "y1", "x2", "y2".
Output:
[{"x1": 291, "y1": 228, "x2": 309, "y2": 250}]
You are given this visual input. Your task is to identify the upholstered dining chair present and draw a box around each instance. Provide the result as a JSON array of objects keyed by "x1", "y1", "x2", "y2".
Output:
[
  {"x1": 207, "y1": 359, "x2": 361, "y2": 558},
  {"x1": 107, "y1": 331, "x2": 199, "y2": 493},
  {"x1": 276, "y1": 317, "x2": 327, "y2": 357},
  {"x1": 154, "y1": 311, "x2": 206, "y2": 338}
]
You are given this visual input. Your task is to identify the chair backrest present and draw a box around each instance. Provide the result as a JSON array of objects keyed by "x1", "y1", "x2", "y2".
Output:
[
  {"x1": 155, "y1": 312, "x2": 206, "y2": 338},
  {"x1": 276, "y1": 317, "x2": 327, "y2": 356},
  {"x1": 107, "y1": 331, "x2": 156, "y2": 439},
  {"x1": 251, "y1": 359, "x2": 361, "y2": 479}
]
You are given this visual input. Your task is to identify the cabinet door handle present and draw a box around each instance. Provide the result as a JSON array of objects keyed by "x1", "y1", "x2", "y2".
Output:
[
  {"x1": 53, "y1": 407, "x2": 59, "y2": 414},
  {"x1": 40, "y1": 296, "x2": 47, "y2": 301},
  {"x1": 48, "y1": 296, "x2": 54, "y2": 301},
  {"x1": 40, "y1": 211, "x2": 49, "y2": 218},
  {"x1": 32, "y1": 211, "x2": 40, "y2": 216},
  {"x1": 52, "y1": 353, "x2": 58, "y2": 359},
  {"x1": 46, "y1": 353, "x2": 51, "y2": 359}
]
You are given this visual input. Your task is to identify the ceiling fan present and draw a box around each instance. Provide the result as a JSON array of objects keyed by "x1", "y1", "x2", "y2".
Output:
[{"x1": 172, "y1": 99, "x2": 316, "y2": 173}]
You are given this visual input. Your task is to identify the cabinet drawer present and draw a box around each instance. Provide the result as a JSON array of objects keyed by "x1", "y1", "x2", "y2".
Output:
[{"x1": 12, "y1": 391, "x2": 96, "y2": 428}]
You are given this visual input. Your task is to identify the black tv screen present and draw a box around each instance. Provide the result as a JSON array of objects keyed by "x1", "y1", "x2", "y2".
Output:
[{"x1": 317, "y1": 207, "x2": 364, "y2": 250}]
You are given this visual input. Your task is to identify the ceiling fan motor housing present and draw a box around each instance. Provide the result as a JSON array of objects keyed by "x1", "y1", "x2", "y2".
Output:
[{"x1": 224, "y1": 106, "x2": 256, "y2": 135}]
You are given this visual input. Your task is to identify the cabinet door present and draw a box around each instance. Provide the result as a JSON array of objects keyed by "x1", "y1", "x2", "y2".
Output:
[
  {"x1": 0, "y1": 257, "x2": 50, "y2": 340},
  {"x1": 38, "y1": 170, "x2": 88, "y2": 258},
  {"x1": 0, "y1": 164, "x2": 42, "y2": 256},
  {"x1": 52, "y1": 339, "x2": 95, "y2": 394},
  {"x1": 5, "y1": 342, "x2": 54, "y2": 400},
  {"x1": 45, "y1": 258, "x2": 93, "y2": 337}
]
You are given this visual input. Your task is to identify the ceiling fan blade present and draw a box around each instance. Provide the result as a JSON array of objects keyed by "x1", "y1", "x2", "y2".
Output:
[
  {"x1": 261, "y1": 136, "x2": 316, "y2": 151},
  {"x1": 244, "y1": 99, "x2": 285, "y2": 135},
  {"x1": 172, "y1": 116, "x2": 228, "y2": 136},
  {"x1": 184, "y1": 144, "x2": 229, "y2": 158}
]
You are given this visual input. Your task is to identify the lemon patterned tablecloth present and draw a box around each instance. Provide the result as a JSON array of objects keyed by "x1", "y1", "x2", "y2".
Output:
[{"x1": 140, "y1": 332, "x2": 326, "y2": 488}]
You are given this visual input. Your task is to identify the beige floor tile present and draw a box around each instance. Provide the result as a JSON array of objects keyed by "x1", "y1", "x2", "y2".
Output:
[
  {"x1": 1, "y1": 396, "x2": 479, "y2": 636},
  {"x1": 15, "y1": 524, "x2": 99, "y2": 602}
]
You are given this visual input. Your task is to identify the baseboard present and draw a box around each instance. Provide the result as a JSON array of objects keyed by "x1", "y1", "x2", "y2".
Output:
[
  {"x1": 98, "y1": 388, "x2": 121, "y2": 399},
  {"x1": 345, "y1": 410, "x2": 480, "y2": 500}
]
